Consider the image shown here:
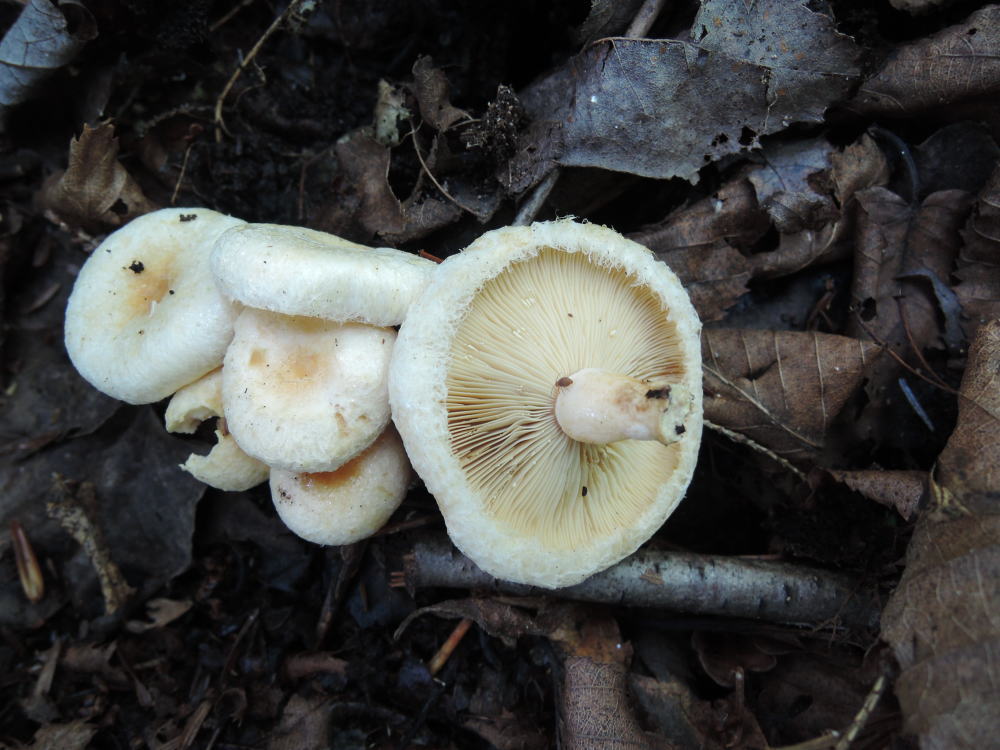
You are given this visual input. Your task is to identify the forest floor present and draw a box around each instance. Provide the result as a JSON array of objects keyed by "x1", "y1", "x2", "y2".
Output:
[{"x1": 1, "y1": 1, "x2": 999, "y2": 748}]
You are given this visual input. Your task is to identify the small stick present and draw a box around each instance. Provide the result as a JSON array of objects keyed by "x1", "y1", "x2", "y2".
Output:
[
  {"x1": 214, "y1": 0, "x2": 308, "y2": 142},
  {"x1": 513, "y1": 168, "x2": 560, "y2": 226},
  {"x1": 625, "y1": 0, "x2": 669, "y2": 38},
  {"x1": 404, "y1": 535, "x2": 878, "y2": 631},
  {"x1": 705, "y1": 419, "x2": 807, "y2": 482},
  {"x1": 408, "y1": 121, "x2": 479, "y2": 216},
  {"x1": 427, "y1": 618, "x2": 473, "y2": 676}
]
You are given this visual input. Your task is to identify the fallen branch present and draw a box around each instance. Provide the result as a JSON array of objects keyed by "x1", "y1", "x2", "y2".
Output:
[{"x1": 402, "y1": 535, "x2": 878, "y2": 632}]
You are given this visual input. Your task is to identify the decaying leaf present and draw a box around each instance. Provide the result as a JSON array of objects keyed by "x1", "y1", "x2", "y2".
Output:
[
  {"x1": 40, "y1": 121, "x2": 156, "y2": 233},
  {"x1": 411, "y1": 56, "x2": 471, "y2": 133},
  {"x1": 265, "y1": 693, "x2": 334, "y2": 750},
  {"x1": 125, "y1": 597, "x2": 193, "y2": 634},
  {"x1": 514, "y1": 1, "x2": 860, "y2": 183},
  {"x1": 824, "y1": 468, "x2": 927, "y2": 519},
  {"x1": 703, "y1": 329, "x2": 881, "y2": 461},
  {"x1": 881, "y1": 320, "x2": 1000, "y2": 750},
  {"x1": 633, "y1": 134, "x2": 890, "y2": 321},
  {"x1": 0, "y1": 0, "x2": 97, "y2": 111},
  {"x1": 856, "y1": 5, "x2": 1000, "y2": 115},
  {"x1": 333, "y1": 128, "x2": 462, "y2": 244},
  {"x1": 0, "y1": 720, "x2": 97, "y2": 750},
  {"x1": 956, "y1": 162, "x2": 1000, "y2": 341},
  {"x1": 630, "y1": 179, "x2": 762, "y2": 321}
]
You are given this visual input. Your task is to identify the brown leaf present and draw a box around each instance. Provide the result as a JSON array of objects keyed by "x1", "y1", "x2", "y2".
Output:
[
  {"x1": 515, "y1": 2, "x2": 860, "y2": 182},
  {"x1": 956, "y1": 163, "x2": 1000, "y2": 341},
  {"x1": 881, "y1": 320, "x2": 1000, "y2": 750},
  {"x1": 411, "y1": 56, "x2": 470, "y2": 133},
  {"x1": 333, "y1": 127, "x2": 461, "y2": 244},
  {"x1": 125, "y1": 597, "x2": 193, "y2": 633},
  {"x1": 856, "y1": 6, "x2": 1000, "y2": 115},
  {"x1": 847, "y1": 187, "x2": 971, "y2": 442},
  {"x1": 5, "y1": 720, "x2": 98, "y2": 750},
  {"x1": 824, "y1": 468, "x2": 927, "y2": 519},
  {"x1": 631, "y1": 180, "x2": 764, "y2": 320},
  {"x1": 40, "y1": 121, "x2": 156, "y2": 233},
  {"x1": 393, "y1": 597, "x2": 542, "y2": 648},
  {"x1": 703, "y1": 329, "x2": 881, "y2": 460},
  {"x1": 265, "y1": 694, "x2": 333, "y2": 750},
  {"x1": 747, "y1": 139, "x2": 842, "y2": 234},
  {"x1": 0, "y1": 0, "x2": 97, "y2": 110},
  {"x1": 936, "y1": 319, "x2": 1000, "y2": 508},
  {"x1": 629, "y1": 673, "x2": 725, "y2": 750}
]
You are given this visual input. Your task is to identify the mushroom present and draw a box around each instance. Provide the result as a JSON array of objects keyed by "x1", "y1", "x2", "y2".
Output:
[
  {"x1": 389, "y1": 220, "x2": 702, "y2": 588},
  {"x1": 221, "y1": 308, "x2": 396, "y2": 473},
  {"x1": 211, "y1": 223, "x2": 436, "y2": 327},
  {"x1": 209, "y1": 222, "x2": 433, "y2": 473},
  {"x1": 65, "y1": 208, "x2": 245, "y2": 404},
  {"x1": 164, "y1": 368, "x2": 269, "y2": 491},
  {"x1": 270, "y1": 427, "x2": 411, "y2": 545}
]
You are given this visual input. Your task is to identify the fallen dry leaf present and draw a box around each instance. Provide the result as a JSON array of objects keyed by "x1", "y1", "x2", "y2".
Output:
[
  {"x1": 125, "y1": 597, "x2": 193, "y2": 634},
  {"x1": 823, "y1": 468, "x2": 927, "y2": 520},
  {"x1": 411, "y1": 56, "x2": 471, "y2": 133},
  {"x1": 847, "y1": 187, "x2": 971, "y2": 444},
  {"x1": 855, "y1": 5, "x2": 1000, "y2": 116},
  {"x1": 703, "y1": 329, "x2": 881, "y2": 461},
  {"x1": 0, "y1": 0, "x2": 97, "y2": 112},
  {"x1": 0, "y1": 720, "x2": 97, "y2": 750},
  {"x1": 630, "y1": 180, "x2": 762, "y2": 321},
  {"x1": 514, "y1": 1, "x2": 860, "y2": 183},
  {"x1": 333, "y1": 127, "x2": 462, "y2": 244},
  {"x1": 881, "y1": 319, "x2": 1000, "y2": 750},
  {"x1": 956, "y1": 162, "x2": 1000, "y2": 341},
  {"x1": 40, "y1": 121, "x2": 156, "y2": 233},
  {"x1": 633, "y1": 135, "x2": 890, "y2": 321}
]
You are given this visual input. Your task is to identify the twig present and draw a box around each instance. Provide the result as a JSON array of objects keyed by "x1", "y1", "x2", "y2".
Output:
[
  {"x1": 705, "y1": 419, "x2": 807, "y2": 482},
  {"x1": 853, "y1": 313, "x2": 958, "y2": 395},
  {"x1": 170, "y1": 140, "x2": 195, "y2": 205},
  {"x1": 835, "y1": 674, "x2": 888, "y2": 750},
  {"x1": 702, "y1": 362, "x2": 823, "y2": 450},
  {"x1": 214, "y1": 0, "x2": 308, "y2": 142},
  {"x1": 513, "y1": 168, "x2": 560, "y2": 226},
  {"x1": 427, "y1": 618, "x2": 473, "y2": 676},
  {"x1": 210, "y1": 0, "x2": 257, "y2": 32},
  {"x1": 403, "y1": 535, "x2": 878, "y2": 631},
  {"x1": 408, "y1": 121, "x2": 478, "y2": 216},
  {"x1": 625, "y1": 0, "x2": 669, "y2": 38}
]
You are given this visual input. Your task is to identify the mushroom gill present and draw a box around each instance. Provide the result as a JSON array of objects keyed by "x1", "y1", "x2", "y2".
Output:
[{"x1": 445, "y1": 247, "x2": 685, "y2": 550}]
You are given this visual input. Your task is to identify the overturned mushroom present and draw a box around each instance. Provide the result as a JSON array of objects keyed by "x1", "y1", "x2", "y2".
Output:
[
  {"x1": 389, "y1": 220, "x2": 702, "y2": 588},
  {"x1": 65, "y1": 208, "x2": 245, "y2": 404}
]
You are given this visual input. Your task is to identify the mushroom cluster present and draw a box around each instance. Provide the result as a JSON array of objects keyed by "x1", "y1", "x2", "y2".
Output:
[
  {"x1": 65, "y1": 208, "x2": 434, "y2": 545},
  {"x1": 66, "y1": 211, "x2": 703, "y2": 585}
]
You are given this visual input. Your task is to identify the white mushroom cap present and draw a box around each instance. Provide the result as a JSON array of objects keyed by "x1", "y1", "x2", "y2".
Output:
[
  {"x1": 64, "y1": 208, "x2": 246, "y2": 404},
  {"x1": 389, "y1": 220, "x2": 703, "y2": 588},
  {"x1": 211, "y1": 223, "x2": 436, "y2": 326},
  {"x1": 223, "y1": 307, "x2": 395, "y2": 474},
  {"x1": 165, "y1": 368, "x2": 269, "y2": 491},
  {"x1": 270, "y1": 427, "x2": 411, "y2": 545}
]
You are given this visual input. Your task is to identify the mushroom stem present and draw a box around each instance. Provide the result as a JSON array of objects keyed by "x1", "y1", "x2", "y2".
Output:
[{"x1": 554, "y1": 368, "x2": 692, "y2": 446}]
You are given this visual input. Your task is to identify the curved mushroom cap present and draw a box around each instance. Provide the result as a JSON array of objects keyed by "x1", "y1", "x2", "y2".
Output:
[
  {"x1": 270, "y1": 427, "x2": 411, "y2": 545},
  {"x1": 223, "y1": 307, "x2": 395, "y2": 473},
  {"x1": 65, "y1": 208, "x2": 245, "y2": 404},
  {"x1": 211, "y1": 223, "x2": 436, "y2": 326},
  {"x1": 389, "y1": 220, "x2": 703, "y2": 588},
  {"x1": 165, "y1": 368, "x2": 269, "y2": 492}
]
